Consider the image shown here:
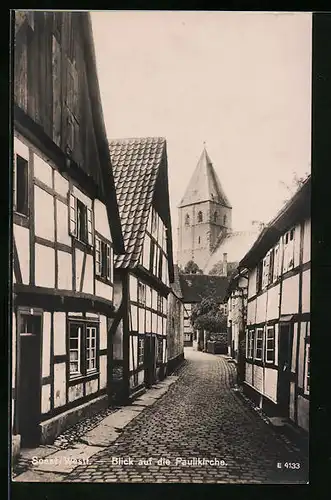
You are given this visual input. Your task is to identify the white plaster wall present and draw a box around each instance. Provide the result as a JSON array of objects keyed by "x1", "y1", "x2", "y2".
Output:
[
  {"x1": 56, "y1": 200, "x2": 71, "y2": 247},
  {"x1": 301, "y1": 269, "x2": 310, "y2": 314},
  {"x1": 34, "y1": 153, "x2": 53, "y2": 187},
  {"x1": 54, "y1": 171, "x2": 69, "y2": 198},
  {"x1": 138, "y1": 370, "x2": 144, "y2": 386},
  {"x1": 297, "y1": 395, "x2": 309, "y2": 431},
  {"x1": 281, "y1": 274, "x2": 300, "y2": 315},
  {"x1": 139, "y1": 308, "x2": 145, "y2": 333},
  {"x1": 131, "y1": 304, "x2": 138, "y2": 331},
  {"x1": 248, "y1": 268, "x2": 257, "y2": 298},
  {"x1": 95, "y1": 280, "x2": 112, "y2": 301},
  {"x1": 253, "y1": 365, "x2": 263, "y2": 394},
  {"x1": 85, "y1": 378, "x2": 98, "y2": 395},
  {"x1": 14, "y1": 136, "x2": 29, "y2": 160},
  {"x1": 54, "y1": 362, "x2": 66, "y2": 408},
  {"x1": 53, "y1": 312, "x2": 66, "y2": 355},
  {"x1": 99, "y1": 355, "x2": 107, "y2": 389},
  {"x1": 302, "y1": 218, "x2": 311, "y2": 264},
  {"x1": 86, "y1": 312, "x2": 99, "y2": 318},
  {"x1": 42, "y1": 312, "x2": 51, "y2": 378},
  {"x1": 41, "y1": 384, "x2": 51, "y2": 414},
  {"x1": 245, "y1": 363, "x2": 253, "y2": 386},
  {"x1": 68, "y1": 383, "x2": 84, "y2": 402},
  {"x1": 266, "y1": 285, "x2": 280, "y2": 321},
  {"x1": 82, "y1": 254, "x2": 93, "y2": 295},
  {"x1": 113, "y1": 278, "x2": 123, "y2": 310},
  {"x1": 35, "y1": 244, "x2": 55, "y2": 288},
  {"x1": 152, "y1": 313, "x2": 157, "y2": 333},
  {"x1": 14, "y1": 224, "x2": 30, "y2": 284},
  {"x1": 247, "y1": 300, "x2": 256, "y2": 325},
  {"x1": 75, "y1": 249, "x2": 84, "y2": 292},
  {"x1": 100, "y1": 315, "x2": 107, "y2": 350},
  {"x1": 94, "y1": 199, "x2": 112, "y2": 241},
  {"x1": 34, "y1": 186, "x2": 55, "y2": 241},
  {"x1": 163, "y1": 339, "x2": 167, "y2": 363},
  {"x1": 146, "y1": 310, "x2": 151, "y2": 332},
  {"x1": 130, "y1": 275, "x2": 138, "y2": 302},
  {"x1": 256, "y1": 292, "x2": 267, "y2": 324},
  {"x1": 129, "y1": 336, "x2": 138, "y2": 371},
  {"x1": 264, "y1": 368, "x2": 277, "y2": 402},
  {"x1": 57, "y1": 251, "x2": 72, "y2": 290},
  {"x1": 293, "y1": 223, "x2": 301, "y2": 269}
]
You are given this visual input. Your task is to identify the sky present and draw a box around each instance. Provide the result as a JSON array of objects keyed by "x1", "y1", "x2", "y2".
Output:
[{"x1": 91, "y1": 11, "x2": 312, "y2": 252}]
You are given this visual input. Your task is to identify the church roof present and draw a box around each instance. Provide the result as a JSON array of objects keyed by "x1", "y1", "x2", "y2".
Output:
[
  {"x1": 178, "y1": 147, "x2": 231, "y2": 208},
  {"x1": 203, "y1": 228, "x2": 262, "y2": 274}
]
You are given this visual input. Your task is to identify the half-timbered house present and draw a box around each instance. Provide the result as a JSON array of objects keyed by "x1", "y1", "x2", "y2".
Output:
[
  {"x1": 109, "y1": 137, "x2": 175, "y2": 403},
  {"x1": 166, "y1": 264, "x2": 185, "y2": 374},
  {"x1": 239, "y1": 175, "x2": 310, "y2": 433},
  {"x1": 12, "y1": 11, "x2": 124, "y2": 457}
]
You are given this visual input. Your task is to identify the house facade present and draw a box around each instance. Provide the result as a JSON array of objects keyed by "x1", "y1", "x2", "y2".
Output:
[
  {"x1": 239, "y1": 176, "x2": 310, "y2": 432},
  {"x1": 109, "y1": 137, "x2": 175, "y2": 403},
  {"x1": 12, "y1": 11, "x2": 124, "y2": 456},
  {"x1": 166, "y1": 265, "x2": 185, "y2": 373}
]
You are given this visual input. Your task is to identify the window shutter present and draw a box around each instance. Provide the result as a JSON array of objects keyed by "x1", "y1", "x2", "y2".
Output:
[
  {"x1": 106, "y1": 244, "x2": 111, "y2": 280},
  {"x1": 69, "y1": 193, "x2": 77, "y2": 237},
  {"x1": 95, "y1": 237, "x2": 101, "y2": 276},
  {"x1": 87, "y1": 208, "x2": 93, "y2": 246}
]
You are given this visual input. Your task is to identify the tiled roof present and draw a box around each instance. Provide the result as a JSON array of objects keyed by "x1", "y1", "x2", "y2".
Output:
[
  {"x1": 110, "y1": 137, "x2": 166, "y2": 268},
  {"x1": 179, "y1": 273, "x2": 229, "y2": 303},
  {"x1": 179, "y1": 147, "x2": 231, "y2": 208}
]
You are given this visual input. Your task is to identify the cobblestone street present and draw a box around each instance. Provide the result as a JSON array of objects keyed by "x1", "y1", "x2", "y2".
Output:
[{"x1": 65, "y1": 349, "x2": 308, "y2": 484}]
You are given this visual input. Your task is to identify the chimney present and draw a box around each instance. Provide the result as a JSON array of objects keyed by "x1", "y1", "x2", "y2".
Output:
[{"x1": 222, "y1": 252, "x2": 228, "y2": 277}]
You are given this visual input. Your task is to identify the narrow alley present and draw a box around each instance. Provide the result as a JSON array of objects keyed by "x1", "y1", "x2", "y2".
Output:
[{"x1": 60, "y1": 349, "x2": 308, "y2": 484}]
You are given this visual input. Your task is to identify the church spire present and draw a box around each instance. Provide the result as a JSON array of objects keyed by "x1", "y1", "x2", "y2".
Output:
[{"x1": 179, "y1": 145, "x2": 231, "y2": 208}]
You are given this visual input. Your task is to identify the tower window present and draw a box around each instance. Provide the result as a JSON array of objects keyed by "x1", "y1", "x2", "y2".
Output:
[
  {"x1": 214, "y1": 211, "x2": 218, "y2": 223},
  {"x1": 197, "y1": 211, "x2": 203, "y2": 223},
  {"x1": 185, "y1": 214, "x2": 190, "y2": 226},
  {"x1": 198, "y1": 236, "x2": 201, "y2": 244},
  {"x1": 223, "y1": 214, "x2": 227, "y2": 226}
]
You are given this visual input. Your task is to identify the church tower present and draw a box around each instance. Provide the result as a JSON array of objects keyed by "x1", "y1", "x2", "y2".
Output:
[{"x1": 177, "y1": 146, "x2": 232, "y2": 270}]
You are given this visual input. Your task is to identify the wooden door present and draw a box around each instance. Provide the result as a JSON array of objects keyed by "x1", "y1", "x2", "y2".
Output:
[
  {"x1": 277, "y1": 323, "x2": 293, "y2": 417},
  {"x1": 18, "y1": 312, "x2": 42, "y2": 447},
  {"x1": 144, "y1": 335, "x2": 156, "y2": 387}
]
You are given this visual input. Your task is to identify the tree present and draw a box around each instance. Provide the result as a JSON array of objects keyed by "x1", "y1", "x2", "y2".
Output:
[
  {"x1": 280, "y1": 171, "x2": 310, "y2": 204},
  {"x1": 208, "y1": 261, "x2": 238, "y2": 277},
  {"x1": 191, "y1": 296, "x2": 227, "y2": 333},
  {"x1": 183, "y1": 260, "x2": 202, "y2": 274}
]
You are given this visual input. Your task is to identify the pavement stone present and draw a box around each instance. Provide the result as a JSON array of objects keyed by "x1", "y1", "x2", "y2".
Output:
[{"x1": 64, "y1": 348, "x2": 308, "y2": 484}]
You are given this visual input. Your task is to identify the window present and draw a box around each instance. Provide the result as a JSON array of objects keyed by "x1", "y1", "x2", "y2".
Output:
[
  {"x1": 304, "y1": 343, "x2": 310, "y2": 395},
  {"x1": 214, "y1": 211, "x2": 218, "y2": 222},
  {"x1": 283, "y1": 228, "x2": 295, "y2": 273},
  {"x1": 269, "y1": 249, "x2": 275, "y2": 284},
  {"x1": 198, "y1": 236, "x2": 201, "y2": 244},
  {"x1": 157, "y1": 337, "x2": 163, "y2": 363},
  {"x1": 14, "y1": 154, "x2": 29, "y2": 216},
  {"x1": 265, "y1": 327, "x2": 275, "y2": 363},
  {"x1": 69, "y1": 321, "x2": 99, "y2": 378},
  {"x1": 256, "y1": 261, "x2": 263, "y2": 293},
  {"x1": 95, "y1": 236, "x2": 112, "y2": 282},
  {"x1": 138, "y1": 337, "x2": 144, "y2": 366},
  {"x1": 273, "y1": 245, "x2": 280, "y2": 282},
  {"x1": 157, "y1": 294, "x2": 163, "y2": 314},
  {"x1": 185, "y1": 214, "x2": 190, "y2": 226},
  {"x1": 255, "y1": 328, "x2": 263, "y2": 360},
  {"x1": 151, "y1": 208, "x2": 158, "y2": 235},
  {"x1": 246, "y1": 330, "x2": 254, "y2": 359},
  {"x1": 223, "y1": 214, "x2": 227, "y2": 226},
  {"x1": 138, "y1": 282, "x2": 146, "y2": 305},
  {"x1": 69, "y1": 193, "x2": 93, "y2": 246},
  {"x1": 197, "y1": 211, "x2": 203, "y2": 223},
  {"x1": 262, "y1": 254, "x2": 270, "y2": 289}
]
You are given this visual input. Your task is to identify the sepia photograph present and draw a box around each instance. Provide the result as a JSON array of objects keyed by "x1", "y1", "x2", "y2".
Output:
[{"x1": 11, "y1": 10, "x2": 311, "y2": 484}]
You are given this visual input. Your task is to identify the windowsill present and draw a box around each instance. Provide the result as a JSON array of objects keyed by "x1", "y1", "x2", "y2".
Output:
[
  {"x1": 69, "y1": 371, "x2": 99, "y2": 385},
  {"x1": 96, "y1": 275, "x2": 113, "y2": 286}
]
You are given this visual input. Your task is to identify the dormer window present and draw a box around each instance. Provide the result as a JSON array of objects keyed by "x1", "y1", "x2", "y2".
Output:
[
  {"x1": 197, "y1": 211, "x2": 203, "y2": 223},
  {"x1": 185, "y1": 214, "x2": 190, "y2": 226}
]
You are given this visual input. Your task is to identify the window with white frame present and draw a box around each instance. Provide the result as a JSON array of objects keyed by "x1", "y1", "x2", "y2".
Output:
[
  {"x1": 255, "y1": 328, "x2": 263, "y2": 360},
  {"x1": 138, "y1": 337, "x2": 144, "y2": 366},
  {"x1": 265, "y1": 326, "x2": 275, "y2": 363},
  {"x1": 95, "y1": 236, "x2": 112, "y2": 282},
  {"x1": 69, "y1": 193, "x2": 93, "y2": 246},
  {"x1": 247, "y1": 329, "x2": 254, "y2": 359},
  {"x1": 13, "y1": 153, "x2": 29, "y2": 216},
  {"x1": 304, "y1": 343, "x2": 310, "y2": 395},
  {"x1": 262, "y1": 253, "x2": 271, "y2": 289},
  {"x1": 283, "y1": 228, "x2": 295, "y2": 273},
  {"x1": 273, "y1": 244, "x2": 280, "y2": 282},
  {"x1": 157, "y1": 294, "x2": 163, "y2": 314},
  {"x1": 69, "y1": 321, "x2": 99, "y2": 378}
]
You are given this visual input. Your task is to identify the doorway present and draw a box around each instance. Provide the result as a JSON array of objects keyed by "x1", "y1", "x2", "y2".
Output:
[
  {"x1": 17, "y1": 310, "x2": 42, "y2": 447},
  {"x1": 144, "y1": 335, "x2": 156, "y2": 387},
  {"x1": 277, "y1": 322, "x2": 293, "y2": 418}
]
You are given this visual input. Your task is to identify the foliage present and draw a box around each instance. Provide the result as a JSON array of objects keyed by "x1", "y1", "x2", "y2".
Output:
[
  {"x1": 191, "y1": 296, "x2": 227, "y2": 333},
  {"x1": 280, "y1": 171, "x2": 310, "y2": 204},
  {"x1": 183, "y1": 260, "x2": 202, "y2": 274},
  {"x1": 208, "y1": 260, "x2": 237, "y2": 277}
]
